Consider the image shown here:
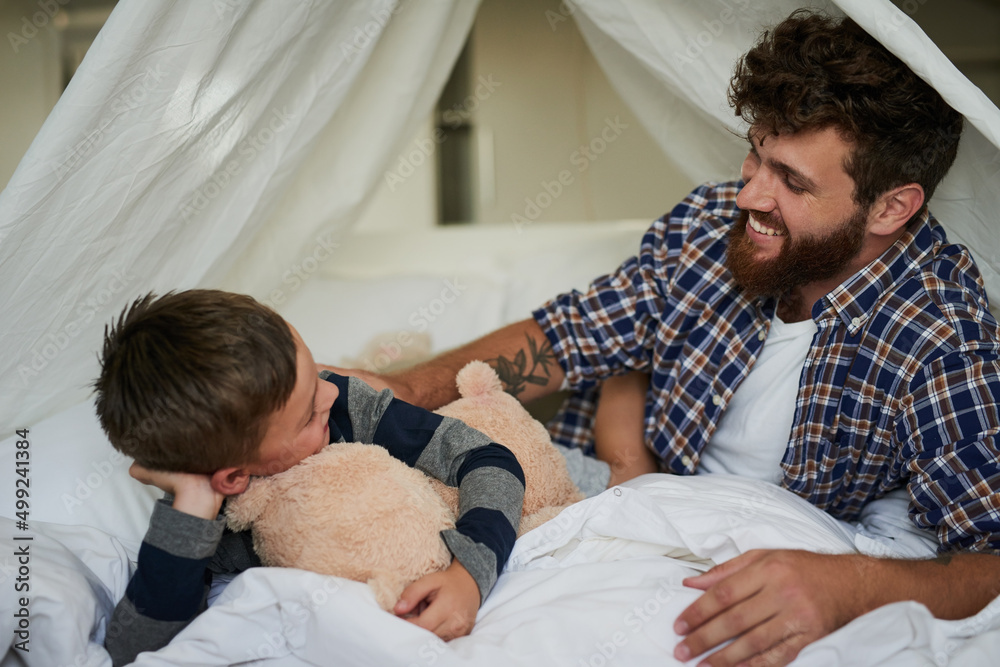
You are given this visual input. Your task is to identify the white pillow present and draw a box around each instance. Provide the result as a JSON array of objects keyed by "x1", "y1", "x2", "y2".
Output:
[
  {"x1": 0, "y1": 399, "x2": 161, "y2": 554},
  {"x1": 502, "y1": 224, "x2": 645, "y2": 324},
  {"x1": 0, "y1": 517, "x2": 128, "y2": 666},
  {"x1": 280, "y1": 273, "x2": 508, "y2": 368}
]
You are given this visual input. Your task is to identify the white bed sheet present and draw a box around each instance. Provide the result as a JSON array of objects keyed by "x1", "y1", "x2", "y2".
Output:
[
  {"x1": 2, "y1": 393, "x2": 994, "y2": 666},
  {"x1": 112, "y1": 474, "x2": 1000, "y2": 667}
]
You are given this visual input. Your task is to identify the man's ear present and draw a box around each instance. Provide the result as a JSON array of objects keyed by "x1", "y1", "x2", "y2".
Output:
[
  {"x1": 211, "y1": 466, "x2": 251, "y2": 496},
  {"x1": 869, "y1": 184, "x2": 925, "y2": 237}
]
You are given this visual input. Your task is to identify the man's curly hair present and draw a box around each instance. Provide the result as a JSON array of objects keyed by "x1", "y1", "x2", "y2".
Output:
[{"x1": 729, "y1": 10, "x2": 963, "y2": 211}]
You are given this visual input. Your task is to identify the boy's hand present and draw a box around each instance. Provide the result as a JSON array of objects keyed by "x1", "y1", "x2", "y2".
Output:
[
  {"x1": 129, "y1": 462, "x2": 225, "y2": 520},
  {"x1": 394, "y1": 559, "x2": 480, "y2": 641}
]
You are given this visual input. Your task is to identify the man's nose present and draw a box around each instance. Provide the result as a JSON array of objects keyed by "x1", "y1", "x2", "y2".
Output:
[{"x1": 737, "y1": 168, "x2": 777, "y2": 213}]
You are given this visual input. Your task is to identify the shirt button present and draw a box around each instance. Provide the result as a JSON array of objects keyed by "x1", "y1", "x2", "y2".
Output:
[
  {"x1": 758, "y1": 330, "x2": 766, "y2": 341},
  {"x1": 851, "y1": 316, "x2": 862, "y2": 328},
  {"x1": 681, "y1": 455, "x2": 693, "y2": 467},
  {"x1": 712, "y1": 394, "x2": 722, "y2": 406}
]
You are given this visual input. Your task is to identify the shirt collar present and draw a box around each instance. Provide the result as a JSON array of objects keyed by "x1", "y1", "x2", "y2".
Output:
[{"x1": 813, "y1": 208, "x2": 943, "y2": 333}]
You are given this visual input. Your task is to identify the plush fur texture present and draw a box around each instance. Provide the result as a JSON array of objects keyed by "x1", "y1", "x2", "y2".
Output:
[
  {"x1": 225, "y1": 361, "x2": 583, "y2": 610},
  {"x1": 435, "y1": 361, "x2": 584, "y2": 522},
  {"x1": 225, "y1": 442, "x2": 455, "y2": 609}
]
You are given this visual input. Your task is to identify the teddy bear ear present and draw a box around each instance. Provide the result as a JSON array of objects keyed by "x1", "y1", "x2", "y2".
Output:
[
  {"x1": 224, "y1": 476, "x2": 275, "y2": 530},
  {"x1": 455, "y1": 360, "x2": 503, "y2": 398}
]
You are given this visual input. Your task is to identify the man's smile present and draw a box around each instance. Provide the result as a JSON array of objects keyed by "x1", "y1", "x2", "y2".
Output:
[{"x1": 747, "y1": 212, "x2": 786, "y2": 237}]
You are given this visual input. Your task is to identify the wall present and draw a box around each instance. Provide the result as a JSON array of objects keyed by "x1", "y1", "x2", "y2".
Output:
[
  {"x1": 353, "y1": 117, "x2": 440, "y2": 232},
  {"x1": 892, "y1": 0, "x2": 1000, "y2": 103},
  {"x1": 356, "y1": 0, "x2": 1000, "y2": 232},
  {"x1": 0, "y1": 0, "x2": 62, "y2": 189},
  {"x1": 466, "y1": 0, "x2": 693, "y2": 226},
  {"x1": 3, "y1": 0, "x2": 999, "y2": 224},
  {"x1": 356, "y1": 0, "x2": 696, "y2": 231}
]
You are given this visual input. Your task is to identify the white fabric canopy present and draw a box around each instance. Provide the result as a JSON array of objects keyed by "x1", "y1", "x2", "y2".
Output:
[{"x1": 1, "y1": 0, "x2": 998, "y2": 434}]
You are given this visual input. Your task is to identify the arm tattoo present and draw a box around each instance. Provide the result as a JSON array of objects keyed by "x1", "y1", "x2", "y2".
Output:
[{"x1": 487, "y1": 334, "x2": 556, "y2": 398}]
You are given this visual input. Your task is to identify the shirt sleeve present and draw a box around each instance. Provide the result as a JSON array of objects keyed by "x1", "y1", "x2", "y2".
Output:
[
  {"x1": 532, "y1": 183, "x2": 732, "y2": 390},
  {"x1": 531, "y1": 209, "x2": 692, "y2": 391},
  {"x1": 324, "y1": 372, "x2": 525, "y2": 603},
  {"x1": 531, "y1": 252, "x2": 657, "y2": 390},
  {"x1": 898, "y1": 346, "x2": 1000, "y2": 554},
  {"x1": 104, "y1": 498, "x2": 225, "y2": 666}
]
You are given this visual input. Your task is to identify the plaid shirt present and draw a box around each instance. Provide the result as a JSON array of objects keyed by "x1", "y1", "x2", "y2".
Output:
[{"x1": 534, "y1": 181, "x2": 1000, "y2": 554}]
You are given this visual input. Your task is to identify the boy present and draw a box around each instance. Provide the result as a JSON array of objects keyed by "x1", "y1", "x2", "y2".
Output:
[{"x1": 94, "y1": 290, "x2": 524, "y2": 666}]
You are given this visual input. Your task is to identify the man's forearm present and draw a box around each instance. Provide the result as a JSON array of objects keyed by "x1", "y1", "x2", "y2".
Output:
[
  {"x1": 870, "y1": 551, "x2": 1000, "y2": 620},
  {"x1": 394, "y1": 318, "x2": 565, "y2": 409}
]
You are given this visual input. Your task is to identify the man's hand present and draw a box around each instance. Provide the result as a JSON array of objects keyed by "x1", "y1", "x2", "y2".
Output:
[
  {"x1": 673, "y1": 550, "x2": 871, "y2": 667},
  {"x1": 129, "y1": 462, "x2": 225, "y2": 521},
  {"x1": 394, "y1": 559, "x2": 481, "y2": 641}
]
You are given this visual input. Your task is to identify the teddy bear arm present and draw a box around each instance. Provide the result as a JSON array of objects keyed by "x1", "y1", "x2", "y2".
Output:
[{"x1": 366, "y1": 570, "x2": 411, "y2": 612}]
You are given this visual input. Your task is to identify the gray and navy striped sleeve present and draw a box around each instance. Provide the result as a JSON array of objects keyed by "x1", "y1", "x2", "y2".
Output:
[
  {"x1": 104, "y1": 498, "x2": 225, "y2": 666},
  {"x1": 322, "y1": 372, "x2": 525, "y2": 602}
]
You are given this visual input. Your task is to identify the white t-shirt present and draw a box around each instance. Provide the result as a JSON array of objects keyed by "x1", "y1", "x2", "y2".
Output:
[
  {"x1": 698, "y1": 313, "x2": 818, "y2": 483},
  {"x1": 695, "y1": 313, "x2": 938, "y2": 556}
]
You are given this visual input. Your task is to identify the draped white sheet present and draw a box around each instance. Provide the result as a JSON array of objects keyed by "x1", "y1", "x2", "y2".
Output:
[
  {"x1": 1, "y1": 0, "x2": 998, "y2": 434},
  {"x1": 572, "y1": 0, "x2": 1000, "y2": 296},
  {"x1": 0, "y1": 0, "x2": 481, "y2": 431}
]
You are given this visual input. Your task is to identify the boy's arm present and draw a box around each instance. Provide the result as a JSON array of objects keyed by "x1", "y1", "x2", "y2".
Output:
[
  {"x1": 431, "y1": 430, "x2": 525, "y2": 601},
  {"x1": 395, "y1": 428, "x2": 524, "y2": 638},
  {"x1": 325, "y1": 373, "x2": 525, "y2": 634},
  {"x1": 105, "y1": 468, "x2": 225, "y2": 667}
]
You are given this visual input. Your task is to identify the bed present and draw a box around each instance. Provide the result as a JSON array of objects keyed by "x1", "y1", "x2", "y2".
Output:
[
  {"x1": 4, "y1": 222, "x2": 1000, "y2": 666},
  {"x1": 4, "y1": 422, "x2": 1000, "y2": 666},
  {"x1": 3, "y1": 1, "x2": 1000, "y2": 664}
]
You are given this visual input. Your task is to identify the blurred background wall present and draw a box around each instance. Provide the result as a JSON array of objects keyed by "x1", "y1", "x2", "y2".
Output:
[{"x1": 1, "y1": 0, "x2": 997, "y2": 231}]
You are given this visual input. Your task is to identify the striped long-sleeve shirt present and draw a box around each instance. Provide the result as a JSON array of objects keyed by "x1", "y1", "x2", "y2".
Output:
[
  {"x1": 105, "y1": 372, "x2": 524, "y2": 666},
  {"x1": 535, "y1": 180, "x2": 1000, "y2": 554}
]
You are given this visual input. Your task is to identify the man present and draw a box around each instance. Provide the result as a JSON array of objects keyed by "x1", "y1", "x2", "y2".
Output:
[{"x1": 329, "y1": 10, "x2": 1000, "y2": 667}]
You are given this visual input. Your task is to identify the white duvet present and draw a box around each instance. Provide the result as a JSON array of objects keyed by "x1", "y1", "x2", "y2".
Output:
[{"x1": 105, "y1": 474, "x2": 1000, "y2": 667}]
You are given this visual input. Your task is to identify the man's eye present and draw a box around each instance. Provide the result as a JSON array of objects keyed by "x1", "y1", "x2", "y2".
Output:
[{"x1": 785, "y1": 178, "x2": 806, "y2": 194}]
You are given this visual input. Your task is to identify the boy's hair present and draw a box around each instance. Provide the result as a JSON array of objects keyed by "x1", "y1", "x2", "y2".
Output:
[
  {"x1": 729, "y1": 10, "x2": 963, "y2": 210},
  {"x1": 93, "y1": 290, "x2": 297, "y2": 473}
]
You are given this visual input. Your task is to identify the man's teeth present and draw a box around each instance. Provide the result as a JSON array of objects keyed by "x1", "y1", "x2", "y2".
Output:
[{"x1": 749, "y1": 215, "x2": 784, "y2": 237}]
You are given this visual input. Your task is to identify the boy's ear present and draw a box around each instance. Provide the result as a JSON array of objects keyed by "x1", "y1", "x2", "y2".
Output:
[{"x1": 211, "y1": 466, "x2": 251, "y2": 496}]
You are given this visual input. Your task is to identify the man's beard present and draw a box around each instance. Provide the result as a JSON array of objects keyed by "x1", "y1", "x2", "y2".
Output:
[{"x1": 725, "y1": 207, "x2": 868, "y2": 301}]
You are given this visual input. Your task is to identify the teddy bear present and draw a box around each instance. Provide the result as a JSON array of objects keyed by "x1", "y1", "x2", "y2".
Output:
[{"x1": 225, "y1": 361, "x2": 584, "y2": 611}]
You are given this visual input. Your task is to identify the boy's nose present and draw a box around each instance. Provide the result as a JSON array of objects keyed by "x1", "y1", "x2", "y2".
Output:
[{"x1": 317, "y1": 379, "x2": 339, "y2": 410}]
